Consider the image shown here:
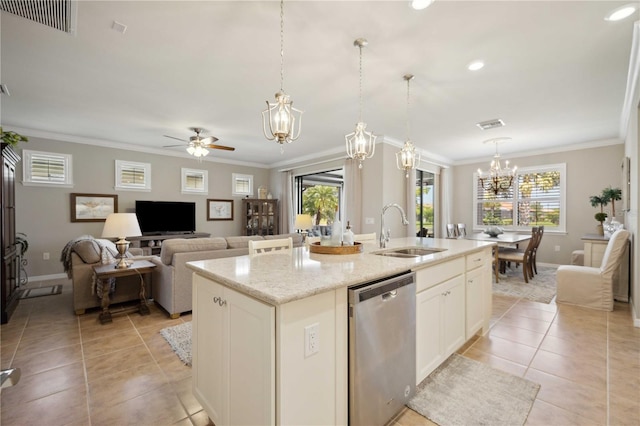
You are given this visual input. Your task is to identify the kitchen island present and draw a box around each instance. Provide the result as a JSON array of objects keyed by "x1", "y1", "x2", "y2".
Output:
[{"x1": 187, "y1": 237, "x2": 495, "y2": 426}]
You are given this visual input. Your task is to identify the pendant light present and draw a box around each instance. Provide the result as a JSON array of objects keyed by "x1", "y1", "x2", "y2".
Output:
[
  {"x1": 477, "y1": 137, "x2": 517, "y2": 195},
  {"x1": 345, "y1": 38, "x2": 376, "y2": 169},
  {"x1": 262, "y1": 0, "x2": 303, "y2": 147},
  {"x1": 396, "y1": 74, "x2": 420, "y2": 178}
]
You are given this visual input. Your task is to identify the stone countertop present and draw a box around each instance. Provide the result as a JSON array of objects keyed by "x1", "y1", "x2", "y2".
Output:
[{"x1": 186, "y1": 237, "x2": 495, "y2": 306}]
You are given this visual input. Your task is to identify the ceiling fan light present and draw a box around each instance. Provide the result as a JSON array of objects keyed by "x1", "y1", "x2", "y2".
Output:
[{"x1": 186, "y1": 146, "x2": 196, "y2": 155}]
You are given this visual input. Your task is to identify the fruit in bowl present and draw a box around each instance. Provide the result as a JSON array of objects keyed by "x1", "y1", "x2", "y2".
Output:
[{"x1": 484, "y1": 226, "x2": 504, "y2": 238}]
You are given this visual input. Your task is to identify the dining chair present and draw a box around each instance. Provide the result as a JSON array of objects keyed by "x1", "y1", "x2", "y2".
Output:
[
  {"x1": 416, "y1": 228, "x2": 429, "y2": 237},
  {"x1": 556, "y1": 229, "x2": 630, "y2": 311},
  {"x1": 456, "y1": 223, "x2": 467, "y2": 238},
  {"x1": 446, "y1": 224, "x2": 458, "y2": 238},
  {"x1": 248, "y1": 237, "x2": 293, "y2": 256},
  {"x1": 530, "y1": 226, "x2": 544, "y2": 275},
  {"x1": 497, "y1": 227, "x2": 539, "y2": 283}
]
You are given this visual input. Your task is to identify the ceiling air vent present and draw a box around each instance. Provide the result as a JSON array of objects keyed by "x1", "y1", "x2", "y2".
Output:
[
  {"x1": 0, "y1": 0, "x2": 77, "y2": 35},
  {"x1": 476, "y1": 118, "x2": 505, "y2": 130}
]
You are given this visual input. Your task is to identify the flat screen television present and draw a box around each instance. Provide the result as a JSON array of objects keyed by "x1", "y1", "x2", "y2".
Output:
[{"x1": 135, "y1": 201, "x2": 196, "y2": 235}]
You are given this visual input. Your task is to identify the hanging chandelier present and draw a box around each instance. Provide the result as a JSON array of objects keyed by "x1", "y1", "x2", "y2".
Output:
[
  {"x1": 396, "y1": 74, "x2": 420, "y2": 178},
  {"x1": 345, "y1": 38, "x2": 376, "y2": 169},
  {"x1": 477, "y1": 137, "x2": 517, "y2": 195},
  {"x1": 262, "y1": 0, "x2": 303, "y2": 146}
]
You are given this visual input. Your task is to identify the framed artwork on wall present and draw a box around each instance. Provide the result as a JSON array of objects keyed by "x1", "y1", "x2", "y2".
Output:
[
  {"x1": 70, "y1": 193, "x2": 118, "y2": 222},
  {"x1": 207, "y1": 199, "x2": 234, "y2": 221}
]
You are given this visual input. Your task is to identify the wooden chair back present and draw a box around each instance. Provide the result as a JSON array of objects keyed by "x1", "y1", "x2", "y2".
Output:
[{"x1": 249, "y1": 237, "x2": 293, "y2": 256}]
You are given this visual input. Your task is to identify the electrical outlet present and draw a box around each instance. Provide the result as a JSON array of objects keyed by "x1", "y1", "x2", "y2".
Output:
[
  {"x1": 43, "y1": 252, "x2": 50, "y2": 260},
  {"x1": 365, "y1": 217, "x2": 374, "y2": 225},
  {"x1": 554, "y1": 245, "x2": 560, "y2": 252},
  {"x1": 304, "y1": 323, "x2": 319, "y2": 357}
]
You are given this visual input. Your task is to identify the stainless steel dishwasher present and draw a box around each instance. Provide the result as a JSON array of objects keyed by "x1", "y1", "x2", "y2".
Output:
[{"x1": 348, "y1": 271, "x2": 416, "y2": 426}]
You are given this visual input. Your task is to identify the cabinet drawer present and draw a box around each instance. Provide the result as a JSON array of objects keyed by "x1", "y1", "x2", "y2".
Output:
[
  {"x1": 415, "y1": 257, "x2": 465, "y2": 293},
  {"x1": 466, "y1": 250, "x2": 489, "y2": 271}
]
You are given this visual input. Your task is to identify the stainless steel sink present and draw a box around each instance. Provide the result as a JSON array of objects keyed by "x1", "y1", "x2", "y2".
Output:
[{"x1": 374, "y1": 247, "x2": 447, "y2": 258}]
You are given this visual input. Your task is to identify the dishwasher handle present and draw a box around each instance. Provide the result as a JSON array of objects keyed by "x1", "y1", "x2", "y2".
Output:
[
  {"x1": 381, "y1": 290, "x2": 397, "y2": 302},
  {"x1": 350, "y1": 272, "x2": 415, "y2": 304}
]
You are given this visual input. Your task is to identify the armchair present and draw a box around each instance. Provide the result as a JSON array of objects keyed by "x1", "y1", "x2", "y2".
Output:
[{"x1": 556, "y1": 229, "x2": 630, "y2": 311}]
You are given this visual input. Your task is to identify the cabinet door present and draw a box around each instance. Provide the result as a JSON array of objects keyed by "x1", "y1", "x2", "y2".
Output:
[
  {"x1": 192, "y1": 275, "x2": 226, "y2": 425},
  {"x1": 416, "y1": 284, "x2": 443, "y2": 384},
  {"x1": 226, "y1": 285, "x2": 275, "y2": 426},
  {"x1": 193, "y1": 275, "x2": 276, "y2": 426},
  {"x1": 441, "y1": 275, "x2": 465, "y2": 357},
  {"x1": 465, "y1": 267, "x2": 484, "y2": 338}
]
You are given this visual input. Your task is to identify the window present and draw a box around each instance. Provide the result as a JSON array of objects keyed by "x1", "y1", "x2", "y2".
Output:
[
  {"x1": 415, "y1": 170, "x2": 435, "y2": 237},
  {"x1": 22, "y1": 149, "x2": 73, "y2": 187},
  {"x1": 295, "y1": 169, "x2": 343, "y2": 234},
  {"x1": 473, "y1": 163, "x2": 565, "y2": 232},
  {"x1": 232, "y1": 173, "x2": 253, "y2": 196},
  {"x1": 115, "y1": 160, "x2": 151, "y2": 191},
  {"x1": 181, "y1": 168, "x2": 208, "y2": 194}
]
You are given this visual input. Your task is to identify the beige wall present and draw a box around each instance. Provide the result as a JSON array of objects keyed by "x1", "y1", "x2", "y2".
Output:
[
  {"x1": 16, "y1": 137, "x2": 270, "y2": 277},
  {"x1": 451, "y1": 144, "x2": 626, "y2": 265}
]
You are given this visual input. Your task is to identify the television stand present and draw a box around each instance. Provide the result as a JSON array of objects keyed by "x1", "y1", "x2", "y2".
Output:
[{"x1": 129, "y1": 232, "x2": 210, "y2": 256}]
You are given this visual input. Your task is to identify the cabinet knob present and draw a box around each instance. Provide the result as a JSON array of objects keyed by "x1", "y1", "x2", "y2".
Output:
[{"x1": 213, "y1": 296, "x2": 227, "y2": 307}]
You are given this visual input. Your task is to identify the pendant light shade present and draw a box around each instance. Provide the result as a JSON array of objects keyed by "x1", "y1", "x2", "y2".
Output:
[
  {"x1": 345, "y1": 38, "x2": 376, "y2": 168},
  {"x1": 262, "y1": 0, "x2": 303, "y2": 146},
  {"x1": 396, "y1": 74, "x2": 420, "y2": 178}
]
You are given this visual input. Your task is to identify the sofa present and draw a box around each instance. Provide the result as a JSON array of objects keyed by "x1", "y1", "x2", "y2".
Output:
[
  {"x1": 63, "y1": 238, "x2": 154, "y2": 315},
  {"x1": 151, "y1": 233, "x2": 303, "y2": 318}
]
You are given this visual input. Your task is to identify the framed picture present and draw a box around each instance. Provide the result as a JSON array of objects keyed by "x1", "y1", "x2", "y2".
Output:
[
  {"x1": 207, "y1": 199, "x2": 234, "y2": 221},
  {"x1": 70, "y1": 193, "x2": 118, "y2": 222}
]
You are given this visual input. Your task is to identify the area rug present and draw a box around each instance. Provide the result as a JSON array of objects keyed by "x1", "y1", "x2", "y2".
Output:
[
  {"x1": 19, "y1": 285, "x2": 62, "y2": 299},
  {"x1": 408, "y1": 354, "x2": 540, "y2": 426},
  {"x1": 160, "y1": 322, "x2": 192, "y2": 367},
  {"x1": 492, "y1": 264, "x2": 558, "y2": 303}
]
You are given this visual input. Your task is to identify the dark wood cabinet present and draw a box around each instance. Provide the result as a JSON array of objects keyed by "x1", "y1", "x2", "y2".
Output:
[
  {"x1": 2, "y1": 143, "x2": 21, "y2": 324},
  {"x1": 243, "y1": 199, "x2": 279, "y2": 236}
]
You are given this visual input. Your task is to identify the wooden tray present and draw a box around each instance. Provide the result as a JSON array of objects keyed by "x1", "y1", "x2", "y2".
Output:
[{"x1": 309, "y1": 241, "x2": 363, "y2": 255}]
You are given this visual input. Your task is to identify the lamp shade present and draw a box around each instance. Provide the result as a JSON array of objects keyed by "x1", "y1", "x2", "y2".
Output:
[
  {"x1": 294, "y1": 214, "x2": 313, "y2": 230},
  {"x1": 101, "y1": 213, "x2": 142, "y2": 238}
]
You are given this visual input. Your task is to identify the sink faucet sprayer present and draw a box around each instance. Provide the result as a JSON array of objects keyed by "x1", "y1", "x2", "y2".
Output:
[{"x1": 380, "y1": 203, "x2": 409, "y2": 248}]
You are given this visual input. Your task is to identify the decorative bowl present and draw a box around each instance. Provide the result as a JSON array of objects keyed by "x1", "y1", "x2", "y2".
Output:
[{"x1": 484, "y1": 226, "x2": 503, "y2": 238}]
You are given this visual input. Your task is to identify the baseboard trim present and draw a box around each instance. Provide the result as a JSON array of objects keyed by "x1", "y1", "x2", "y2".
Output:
[{"x1": 28, "y1": 273, "x2": 68, "y2": 282}]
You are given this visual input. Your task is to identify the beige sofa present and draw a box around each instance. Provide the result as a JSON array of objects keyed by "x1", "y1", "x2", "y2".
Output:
[
  {"x1": 152, "y1": 233, "x2": 303, "y2": 318},
  {"x1": 65, "y1": 238, "x2": 153, "y2": 315}
]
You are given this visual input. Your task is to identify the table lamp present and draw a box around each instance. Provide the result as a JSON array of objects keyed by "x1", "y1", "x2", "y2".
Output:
[
  {"x1": 294, "y1": 214, "x2": 313, "y2": 241},
  {"x1": 101, "y1": 213, "x2": 142, "y2": 269}
]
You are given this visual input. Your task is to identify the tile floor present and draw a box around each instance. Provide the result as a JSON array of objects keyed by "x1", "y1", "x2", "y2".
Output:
[{"x1": 1, "y1": 277, "x2": 639, "y2": 426}]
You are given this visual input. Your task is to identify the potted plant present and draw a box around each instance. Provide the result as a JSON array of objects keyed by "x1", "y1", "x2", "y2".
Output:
[
  {"x1": 589, "y1": 195, "x2": 609, "y2": 236},
  {"x1": 601, "y1": 186, "x2": 622, "y2": 220},
  {"x1": 0, "y1": 126, "x2": 28, "y2": 147}
]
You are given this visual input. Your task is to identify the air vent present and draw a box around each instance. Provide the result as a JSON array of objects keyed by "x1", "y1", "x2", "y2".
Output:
[
  {"x1": 0, "y1": 0, "x2": 77, "y2": 35},
  {"x1": 476, "y1": 119, "x2": 505, "y2": 130}
]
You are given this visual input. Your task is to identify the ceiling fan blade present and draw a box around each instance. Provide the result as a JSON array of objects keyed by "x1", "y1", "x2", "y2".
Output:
[
  {"x1": 163, "y1": 135, "x2": 187, "y2": 142},
  {"x1": 205, "y1": 144, "x2": 235, "y2": 151},
  {"x1": 201, "y1": 136, "x2": 219, "y2": 144},
  {"x1": 162, "y1": 144, "x2": 188, "y2": 148}
]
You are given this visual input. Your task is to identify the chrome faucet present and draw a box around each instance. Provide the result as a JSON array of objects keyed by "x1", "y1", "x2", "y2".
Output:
[{"x1": 380, "y1": 203, "x2": 409, "y2": 248}]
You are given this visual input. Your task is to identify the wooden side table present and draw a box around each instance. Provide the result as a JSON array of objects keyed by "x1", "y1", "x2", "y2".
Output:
[{"x1": 93, "y1": 260, "x2": 156, "y2": 324}]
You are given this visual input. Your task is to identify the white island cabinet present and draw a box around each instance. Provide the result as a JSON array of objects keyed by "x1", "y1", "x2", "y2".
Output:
[{"x1": 188, "y1": 237, "x2": 494, "y2": 426}]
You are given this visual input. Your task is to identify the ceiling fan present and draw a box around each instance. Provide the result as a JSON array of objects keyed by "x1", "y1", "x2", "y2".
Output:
[{"x1": 163, "y1": 127, "x2": 235, "y2": 157}]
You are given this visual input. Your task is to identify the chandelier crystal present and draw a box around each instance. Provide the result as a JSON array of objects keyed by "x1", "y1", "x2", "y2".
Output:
[
  {"x1": 345, "y1": 38, "x2": 376, "y2": 169},
  {"x1": 477, "y1": 137, "x2": 517, "y2": 195},
  {"x1": 396, "y1": 74, "x2": 420, "y2": 178},
  {"x1": 262, "y1": 0, "x2": 303, "y2": 146}
]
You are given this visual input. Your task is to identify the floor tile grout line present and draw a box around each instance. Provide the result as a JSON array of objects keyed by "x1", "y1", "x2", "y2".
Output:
[{"x1": 77, "y1": 311, "x2": 93, "y2": 426}]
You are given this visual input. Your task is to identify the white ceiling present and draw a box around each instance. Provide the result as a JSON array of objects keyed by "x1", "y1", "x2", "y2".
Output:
[{"x1": 1, "y1": 1, "x2": 637, "y2": 168}]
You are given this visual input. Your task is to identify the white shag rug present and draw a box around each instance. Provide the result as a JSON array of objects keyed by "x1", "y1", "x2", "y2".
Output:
[{"x1": 160, "y1": 322, "x2": 192, "y2": 367}]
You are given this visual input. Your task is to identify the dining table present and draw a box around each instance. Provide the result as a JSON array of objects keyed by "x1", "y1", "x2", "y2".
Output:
[{"x1": 464, "y1": 232, "x2": 533, "y2": 282}]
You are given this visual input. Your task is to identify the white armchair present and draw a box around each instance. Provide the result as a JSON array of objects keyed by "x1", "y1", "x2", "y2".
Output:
[{"x1": 556, "y1": 229, "x2": 630, "y2": 311}]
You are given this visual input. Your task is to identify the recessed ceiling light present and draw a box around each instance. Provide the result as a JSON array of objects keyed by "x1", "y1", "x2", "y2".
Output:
[
  {"x1": 411, "y1": 0, "x2": 434, "y2": 11},
  {"x1": 604, "y1": 4, "x2": 637, "y2": 21},
  {"x1": 468, "y1": 61, "x2": 485, "y2": 71}
]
